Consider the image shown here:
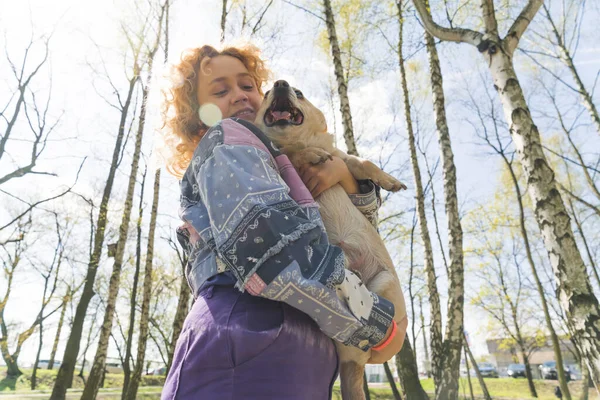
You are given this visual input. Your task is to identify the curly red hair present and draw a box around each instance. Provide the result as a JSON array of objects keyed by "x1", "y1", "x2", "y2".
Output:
[{"x1": 160, "y1": 44, "x2": 270, "y2": 178}]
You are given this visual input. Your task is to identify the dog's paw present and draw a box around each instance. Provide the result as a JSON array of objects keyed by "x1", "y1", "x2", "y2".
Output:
[
  {"x1": 303, "y1": 148, "x2": 333, "y2": 165},
  {"x1": 376, "y1": 174, "x2": 407, "y2": 192}
]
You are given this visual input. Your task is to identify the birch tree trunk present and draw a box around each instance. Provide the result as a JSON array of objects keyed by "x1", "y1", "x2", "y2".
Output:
[
  {"x1": 504, "y1": 148, "x2": 570, "y2": 398},
  {"x1": 167, "y1": 273, "x2": 190, "y2": 374},
  {"x1": 220, "y1": 0, "x2": 228, "y2": 43},
  {"x1": 322, "y1": 0, "x2": 357, "y2": 156},
  {"x1": 568, "y1": 198, "x2": 600, "y2": 290},
  {"x1": 491, "y1": 47, "x2": 600, "y2": 388},
  {"x1": 397, "y1": 0, "x2": 443, "y2": 392},
  {"x1": 396, "y1": 339, "x2": 430, "y2": 399},
  {"x1": 50, "y1": 54, "x2": 140, "y2": 400},
  {"x1": 121, "y1": 168, "x2": 146, "y2": 399},
  {"x1": 463, "y1": 334, "x2": 491, "y2": 400},
  {"x1": 82, "y1": 82, "x2": 146, "y2": 400},
  {"x1": 412, "y1": 0, "x2": 600, "y2": 387},
  {"x1": 124, "y1": 8, "x2": 168, "y2": 398},
  {"x1": 82, "y1": 8, "x2": 164, "y2": 396},
  {"x1": 124, "y1": 168, "x2": 161, "y2": 400},
  {"x1": 48, "y1": 291, "x2": 69, "y2": 370},
  {"x1": 424, "y1": 26, "x2": 464, "y2": 400},
  {"x1": 420, "y1": 296, "x2": 431, "y2": 378},
  {"x1": 463, "y1": 345, "x2": 475, "y2": 400}
]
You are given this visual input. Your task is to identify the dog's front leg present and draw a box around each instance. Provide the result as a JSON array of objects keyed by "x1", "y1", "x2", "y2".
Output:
[
  {"x1": 336, "y1": 343, "x2": 370, "y2": 400},
  {"x1": 331, "y1": 150, "x2": 406, "y2": 192},
  {"x1": 289, "y1": 147, "x2": 333, "y2": 167}
]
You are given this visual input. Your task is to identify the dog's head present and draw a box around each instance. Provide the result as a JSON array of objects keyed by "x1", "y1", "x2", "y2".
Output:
[{"x1": 255, "y1": 80, "x2": 327, "y2": 142}]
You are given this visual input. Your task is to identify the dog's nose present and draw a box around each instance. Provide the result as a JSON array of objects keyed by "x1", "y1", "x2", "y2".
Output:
[{"x1": 274, "y1": 80, "x2": 289, "y2": 88}]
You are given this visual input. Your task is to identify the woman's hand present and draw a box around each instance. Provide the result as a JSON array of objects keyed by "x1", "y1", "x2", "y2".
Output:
[
  {"x1": 367, "y1": 317, "x2": 408, "y2": 364},
  {"x1": 298, "y1": 156, "x2": 359, "y2": 198}
]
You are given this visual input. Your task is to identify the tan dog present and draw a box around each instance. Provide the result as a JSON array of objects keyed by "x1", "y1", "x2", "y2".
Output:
[{"x1": 255, "y1": 80, "x2": 408, "y2": 400}]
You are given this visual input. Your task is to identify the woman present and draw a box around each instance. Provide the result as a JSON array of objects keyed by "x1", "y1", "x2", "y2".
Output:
[{"x1": 160, "y1": 44, "x2": 403, "y2": 400}]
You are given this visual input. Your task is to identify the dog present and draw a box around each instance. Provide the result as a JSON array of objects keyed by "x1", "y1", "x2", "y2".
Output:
[{"x1": 255, "y1": 80, "x2": 408, "y2": 400}]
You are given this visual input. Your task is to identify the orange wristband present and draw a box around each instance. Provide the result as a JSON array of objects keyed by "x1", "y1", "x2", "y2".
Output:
[{"x1": 371, "y1": 320, "x2": 397, "y2": 352}]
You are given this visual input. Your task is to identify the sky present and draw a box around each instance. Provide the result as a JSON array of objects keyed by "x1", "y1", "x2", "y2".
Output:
[{"x1": 1, "y1": 0, "x2": 600, "y2": 372}]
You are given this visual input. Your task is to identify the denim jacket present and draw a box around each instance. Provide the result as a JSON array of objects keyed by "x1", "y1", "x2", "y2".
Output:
[{"x1": 177, "y1": 118, "x2": 393, "y2": 351}]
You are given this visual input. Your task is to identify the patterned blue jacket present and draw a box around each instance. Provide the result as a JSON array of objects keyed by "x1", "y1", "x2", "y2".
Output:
[{"x1": 177, "y1": 118, "x2": 394, "y2": 351}]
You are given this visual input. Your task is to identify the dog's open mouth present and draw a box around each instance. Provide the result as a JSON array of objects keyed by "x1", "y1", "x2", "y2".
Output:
[{"x1": 264, "y1": 100, "x2": 304, "y2": 127}]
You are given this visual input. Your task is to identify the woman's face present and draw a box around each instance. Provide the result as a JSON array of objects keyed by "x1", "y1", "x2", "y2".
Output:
[{"x1": 196, "y1": 55, "x2": 262, "y2": 123}]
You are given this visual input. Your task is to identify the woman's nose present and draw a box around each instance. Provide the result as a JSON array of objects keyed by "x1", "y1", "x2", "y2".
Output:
[{"x1": 231, "y1": 87, "x2": 249, "y2": 104}]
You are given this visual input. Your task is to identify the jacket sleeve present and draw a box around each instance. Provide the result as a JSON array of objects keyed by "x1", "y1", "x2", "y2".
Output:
[
  {"x1": 191, "y1": 141, "x2": 394, "y2": 351},
  {"x1": 348, "y1": 180, "x2": 381, "y2": 229}
]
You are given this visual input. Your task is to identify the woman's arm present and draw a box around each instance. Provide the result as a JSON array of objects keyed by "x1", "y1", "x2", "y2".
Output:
[{"x1": 185, "y1": 122, "x2": 397, "y2": 351}]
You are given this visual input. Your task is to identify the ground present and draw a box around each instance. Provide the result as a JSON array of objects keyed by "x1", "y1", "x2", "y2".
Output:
[{"x1": 1, "y1": 368, "x2": 598, "y2": 399}]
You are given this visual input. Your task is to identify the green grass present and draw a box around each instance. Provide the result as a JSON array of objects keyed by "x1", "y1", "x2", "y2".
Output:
[
  {"x1": 0, "y1": 368, "x2": 164, "y2": 393},
  {"x1": 2, "y1": 368, "x2": 598, "y2": 400},
  {"x1": 332, "y1": 378, "x2": 598, "y2": 400}
]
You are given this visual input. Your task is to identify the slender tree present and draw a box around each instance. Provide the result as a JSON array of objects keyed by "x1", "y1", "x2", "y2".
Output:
[
  {"x1": 322, "y1": 0, "x2": 358, "y2": 155},
  {"x1": 463, "y1": 344, "x2": 475, "y2": 400},
  {"x1": 31, "y1": 214, "x2": 69, "y2": 389},
  {"x1": 522, "y1": 2, "x2": 600, "y2": 138},
  {"x1": 464, "y1": 333, "x2": 491, "y2": 400},
  {"x1": 412, "y1": 0, "x2": 600, "y2": 385},
  {"x1": 48, "y1": 288, "x2": 70, "y2": 370},
  {"x1": 422, "y1": 14, "x2": 465, "y2": 398},
  {"x1": 121, "y1": 166, "x2": 147, "y2": 399},
  {"x1": 397, "y1": 0, "x2": 443, "y2": 394},
  {"x1": 50, "y1": 25, "x2": 145, "y2": 400},
  {"x1": 82, "y1": 4, "x2": 166, "y2": 398},
  {"x1": 0, "y1": 217, "x2": 61, "y2": 376},
  {"x1": 419, "y1": 296, "x2": 431, "y2": 378},
  {"x1": 384, "y1": 361, "x2": 402, "y2": 400},
  {"x1": 470, "y1": 82, "x2": 571, "y2": 398}
]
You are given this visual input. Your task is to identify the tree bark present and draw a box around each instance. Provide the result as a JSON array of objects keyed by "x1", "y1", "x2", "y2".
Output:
[
  {"x1": 167, "y1": 273, "x2": 190, "y2": 375},
  {"x1": 124, "y1": 168, "x2": 161, "y2": 400},
  {"x1": 31, "y1": 321, "x2": 44, "y2": 389},
  {"x1": 220, "y1": 0, "x2": 228, "y2": 43},
  {"x1": 568, "y1": 198, "x2": 600, "y2": 289},
  {"x1": 397, "y1": 1, "x2": 443, "y2": 392},
  {"x1": 121, "y1": 168, "x2": 147, "y2": 399},
  {"x1": 81, "y1": 81, "x2": 149, "y2": 400},
  {"x1": 463, "y1": 344, "x2": 474, "y2": 400},
  {"x1": 420, "y1": 296, "x2": 431, "y2": 378},
  {"x1": 82, "y1": 11, "x2": 164, "y2": 393},
  {"x1": 463, "y1": 334, "x2": 491, "y2": 400},
  {"x1": 501, "y1": 148, "x2": 570, "y2": 399},
  {"x1": 490, "y1": 48, "x2": 600, "y2": 387},
  {"x1": 50, "y1": 75, "x2": 138, "y2": 400},
  {"x1": 48, "y1": 292, "x2": 68, "y2": 370},
  {"x1": 384, "y1": 362, "x2": 402, "y2": 400},
  {"x1": 322, "y1": 0, "x2": 357, "y2": 156},
  {"x1": 395, "y1": 338, "x2": 429, "y2": 400},
  {"x1": 412, "y1": 0, "x2": 600, "y2": 387},
  {"x1": 424, "y1": 26, "x2": 465, "y2": 400}
]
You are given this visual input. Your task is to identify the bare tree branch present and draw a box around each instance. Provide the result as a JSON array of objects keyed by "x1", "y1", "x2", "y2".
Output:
[
  {"x1": 411, "y1": 0, "x2": 483, "y2": 46},
  {"x1": 503, "y1": 0, "x2": 544, "y2": 55}
]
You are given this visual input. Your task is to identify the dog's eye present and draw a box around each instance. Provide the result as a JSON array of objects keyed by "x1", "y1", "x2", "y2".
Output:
[{"x1": 294, "y1": 90, "x2": 303, "y2": 99}]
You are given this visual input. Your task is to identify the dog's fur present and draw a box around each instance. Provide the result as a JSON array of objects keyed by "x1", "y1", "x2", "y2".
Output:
[{"x1": 255, "y1": 81, "x2": 408, "y2": 400}]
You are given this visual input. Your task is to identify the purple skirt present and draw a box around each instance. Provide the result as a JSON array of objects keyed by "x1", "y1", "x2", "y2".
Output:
[{"x1": 162, "y1": 285, "x2": 338, "y2": 400}]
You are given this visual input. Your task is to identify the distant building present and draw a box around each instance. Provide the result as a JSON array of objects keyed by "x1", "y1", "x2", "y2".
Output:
[
  {"x1": 486, "y1": 337, "x2": 578, "y2": 378},
  {"x1": 365, "y1": 364, "x2": 389, "y2": 383}
]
